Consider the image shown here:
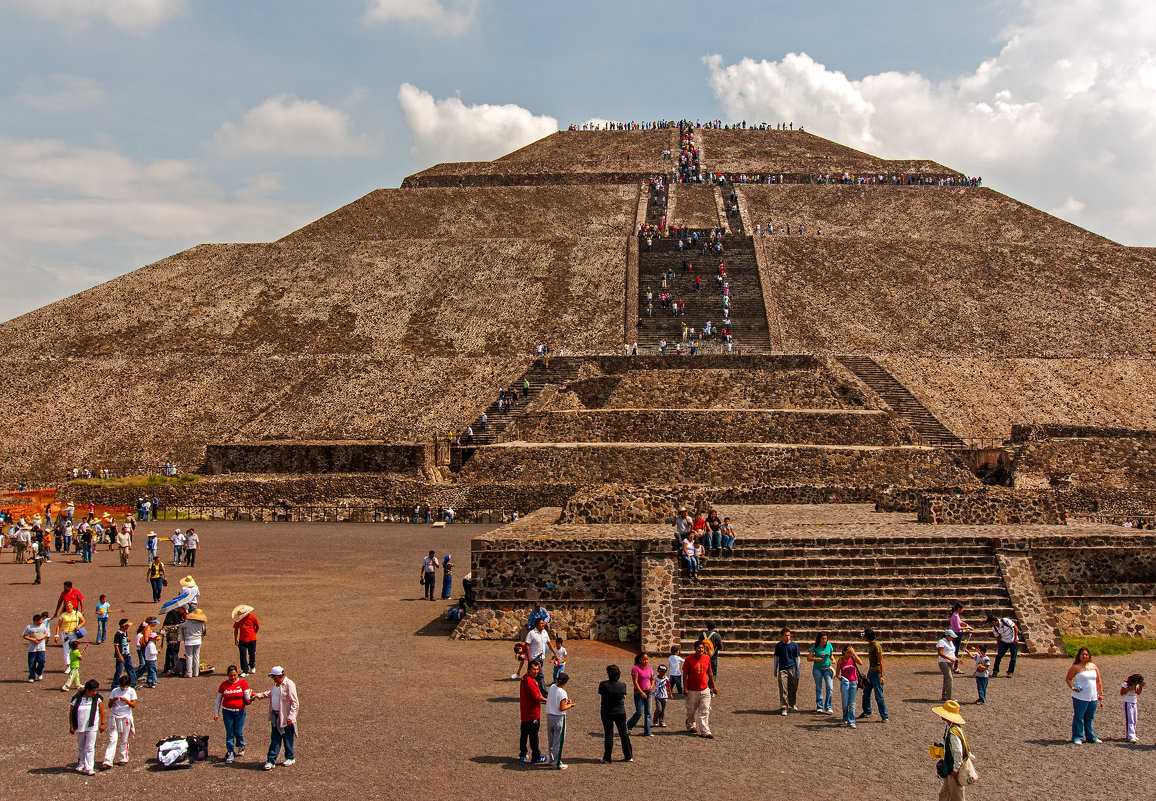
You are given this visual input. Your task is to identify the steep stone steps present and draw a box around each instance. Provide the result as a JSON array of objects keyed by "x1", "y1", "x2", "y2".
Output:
[
  {"x1": 459, "y1": 359, "x2": 581, "y2": 447},
  {"x1": 837, "y1": 356, "x2": 961, "y2": 446}
]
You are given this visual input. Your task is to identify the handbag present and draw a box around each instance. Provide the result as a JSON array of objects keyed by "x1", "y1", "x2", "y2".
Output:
[
  {"x1": 74, "y1": 626, "x2": 87, "y2": 639},
  {"x1": 960, "y1": 756, "x2": 979, "y2": 785}
]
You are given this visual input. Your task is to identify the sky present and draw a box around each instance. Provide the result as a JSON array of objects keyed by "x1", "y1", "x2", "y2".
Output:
[{"x1": 2, "y1": 0, "x2": 1155, "y2": 322}]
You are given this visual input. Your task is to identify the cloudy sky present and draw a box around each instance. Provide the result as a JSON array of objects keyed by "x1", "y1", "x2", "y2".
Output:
[{"x1": 2, "y1": 0, "x2": 1154, "y2": 321}]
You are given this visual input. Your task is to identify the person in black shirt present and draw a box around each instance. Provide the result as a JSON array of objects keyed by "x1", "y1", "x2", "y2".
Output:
[{"x1": 597, "y1": 665, "x2": 633, "y2": 763}]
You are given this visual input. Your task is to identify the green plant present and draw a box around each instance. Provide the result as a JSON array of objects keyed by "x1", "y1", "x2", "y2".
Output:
[
  {"x1": 71, "y1": 474, "x2": 198, "y2": 489},
  {"x1": 1062, "y1": 635, "x2": 1156, "y2": 658}
]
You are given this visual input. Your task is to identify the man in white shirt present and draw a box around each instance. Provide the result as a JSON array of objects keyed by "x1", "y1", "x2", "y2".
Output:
[
  {"x1": 545, "y1": 672, "x2": 574, "y2": 769},
  {"x1": 171, "y1": 529, "x2": 185, "y2": 565},
  {"x1": 420, "y1": 551, "x2": 439, "y2": 601},
  {"x1": 937, "y1": 628, "x2": 958, "y2": 702},
  {"x1": 524, "y1": 619, "x2": 558, "y2": 693},
  {"x1": 987, "y1": 615, "x2": 1019, "y2": 677}
]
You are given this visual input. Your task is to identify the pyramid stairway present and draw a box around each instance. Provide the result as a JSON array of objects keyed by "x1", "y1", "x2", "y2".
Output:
[{"x1": 837, "y1": 356, "x2": 962, "y2": 446}]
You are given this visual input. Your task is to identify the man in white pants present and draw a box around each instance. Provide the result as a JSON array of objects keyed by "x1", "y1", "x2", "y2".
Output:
[
  {"x1": 102, "y1": 674, "x2": 136, "y2": 766},
  {"x1": 69, "y1": 680, "x2": 105, "y2": 775}
]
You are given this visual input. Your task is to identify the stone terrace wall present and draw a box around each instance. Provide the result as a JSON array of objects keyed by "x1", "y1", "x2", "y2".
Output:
[
  {"x1": 1011, "y1": 425, "x2": 1156, "y2": 442},
  {"x1": 558, "y1": 485, "x2": 713, "y2": 524},
  {"x1": 504, "y1": 409, "x2": 910, "y2": 445},
  {"x1": 459, "y1": 443, "x2": 979, "y2": 488},
  {"x1": 204, "y1": 442, "x2": 431, "y2": 476},
  {"x1": 1014, "y1": 437, "x2": 1156, "y2": 490},
  {"x1": 598, "y1": 368, "x2": 868, "y2": 410},
  {"x1": 917, "y1": 488, "x2": 1063, "y2": 525},
  {"x1": 669, "y1": 184, "x2": 720, "y2": 229},
  {"x1": 1056, "y1": 488, "x2": 1156, "y2": 516}
]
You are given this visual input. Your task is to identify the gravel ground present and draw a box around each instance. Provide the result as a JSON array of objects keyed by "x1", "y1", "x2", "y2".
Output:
[{"x1": 3, "y1": 521, "x2": 1154, "y2": 800}]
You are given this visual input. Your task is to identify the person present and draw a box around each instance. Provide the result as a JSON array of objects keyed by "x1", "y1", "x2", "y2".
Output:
[
  {"x1": 146, "y1": 531, "x2": 157, "y2": 561},
  {"x1": 680, "y1": 533, "x2": 700, "y2": 580},
  {"x1": 808, "y1": 632, "x2": 834, "y2": 714},
  {"x1": 861, "y1": 628, "x2": 889, "y2": 721},
  {"x1": 597, "y1": 664, "x2": 632, "y2": 762},
  {"x1": 972, "y1": 644, "x2": 992, "y2": 705},
  {"x1": 24, "y1": 612, "x2": 50, "y2": 682},
  {"x1": 720, "y1": 516, "x2": 735, "y2": 552},
  {"x1": 524, "y1": 619, "x2": 557, "y2": 693},
  {"x1": 69, "y1": 679, "x2": 105, "y2": 775},
  {"x1": 937, "y1": 628, "x2": 959, "y2": 702},
  {"x1": 440, "y1": 554, "x2": 453, "y2": 600},
  {"x1": 253, "y1": 666, "x2": 299, "y2": 769},
  {"x1": 527, "y1": 601, "x2": 550, "y2": 629},
  {"x1": 667, "y1": 645, "x2": 684, "y2": 696},
  {"x1": 54, "y1": 600, "x2": 86, "y2": 673},
  {"x1": 773, "y1": 627, "x2": 800, "y2": 714},
  {"x1": 32, "y1": 532, "x2": 45, "y2": 583},
  {"x1": 932, "y1": 699, "x2": 973, "y2": 801},
  {"x1": 420, "y1": 550, "x2": 439, "y2": 601},
  {"x1": 214, "y1": 665, "x2": 253, "y2": 763},
  {"x1": 141, "y1": 624, "x2": 160, "y2": 688},
  {"x1": 518, "y1": 661, "x2": 547, "y2": 764},
  {"x1": 1066, "y1": 646, "x2": 1103, "y2": 744},
  {"x1": 948, "y1": 603, "x2": 972, "y2": 674},
  {"x1": 653, "y1": 664, "x2": 670, "y2": 727},
  {"x1": 116, "y1": 525, "x2": 132, "y2": 566},
  {"x1": 147, "y1": 556, "x2": 166, "y2": 603},
  {"x1": 704, "y1": 621, "x2": 723, "y2": 676},
  {"x1": 62, "y1": 638, "x2": 84, "y2": 691},
  {"x1": 112, "y1": 618, "x2": 137, "y2": 687},
  {"x1": 181, "y1": 608, "x2": 207, "y2": 677},
  {"x1": 836, "y1": 644, "x2": 863, "y2": 727},
  {"x1": 102, "y1": 673, "x2": 137, "y2": 767},
  {"x1": 552, "y1": 635, "x2": 567, "y2": 684},
  {"x1": 511, "y1": 641, "x2": 528, "y2": 681},
  {"x1": 683, "y1": 639, "x2": 717, "y2": 738},
  {"x1": 171, "y1": 528, "x2": 185, "y2": 565},
  {"x1": 161, "y1": 606, "x2": 187, "y2": 676},
  {"x1": 987, "y1": 615, "x2": 1019, "y2": 677},
  {"x1": 545, "y1": 671, "x2": 574, "y2": 769},
  {"x1": 232, "y1": 605, "x2": 259, "y2": 677},
  {"x1": 54, "y1": 580, "x2": 85, "y2": 617},
  {"x1": 95, "y1": 595, "x2": 110, "y2": 644},
  {"x1": 627, "y1": 653, "x2": 655, "y2": 736},
  {"x1": 1121, "y1": 673, "x2": 1144, "y2": 743},
  {"x1": 184, "y1": 528, "x2": 198, "y2": 566}
]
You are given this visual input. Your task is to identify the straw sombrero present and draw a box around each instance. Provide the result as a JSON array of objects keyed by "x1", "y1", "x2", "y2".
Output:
[
  {"x1": 179, "y1": 576, "x2": 197, "y2": 588},
  {"x1": 231, "y1": 604, "x2": 254, "y2": 623},
  {"x1": 932, "y1": 699, "x2": 966, "y2": 725},
  {"x1": 186, "y1": 609, "x2": 208, "y2": 623}
]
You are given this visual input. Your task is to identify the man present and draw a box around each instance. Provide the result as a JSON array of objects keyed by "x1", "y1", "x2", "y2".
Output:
[
  {"x1": 233, "y1": 606, "x2": 259, "y2": 677},
  {"x1": 518, "y1": 661, "x2": 547, "y2": 763},
  {"x1": 23, "y1": 613, "x2": 49, "y2": 681},
  {"x1": 112, "y1": 618, "x2": 137, "y2": 687},
  {"x1": 773, "y1": 627, "x2": 800, "y2": 714},
  {"x1": 987, "y1": 615, "x2": 1019, "y2": 677},
  {"x1": 937, "y1": 628, "x2": 958, "y2": 702},
  {"x1": 860, "y1": 628, "x2": 889, "y2": 721},
  {"x1": 527, "y1": 602, "x2": 550, "y2": 629},
  {"x1": 524, "y1": 619, "x2": 557, "y2": 694},
  {"x1": 116, "y1": 526, "x2": 132, "y2": 567},
  {"x1": 54, "y1": 580, "x2": 85, "y2": 618},
  {"x1": 254, "y1": 666, "x2": 299, "y2": 770},
  {"x1": 171, "y1": 528, "x2": 185, "y2": 565},
  {"x1": 704, "y1": 621, "x2": 723, "y2": 676},
  {"x1": 420, "y1": 550, "x2": 439, "y2": 601},
  {"x1": 184, "y1": 528, "x2": 199, "y2": 566},
  {"x1": 683, "y1": 640, "x2": 717, "y2": 738},
  {"x1": 672, "y1": 507, "x2": 692, "y2": 551},
  {"x1": 933, "y1": 699, "x2": 972, "y2": 800}
]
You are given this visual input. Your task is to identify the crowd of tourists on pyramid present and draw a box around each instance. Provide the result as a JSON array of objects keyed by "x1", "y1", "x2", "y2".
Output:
[{"x1": 567, "y1": 119, "x2": 801, "y2": 132}]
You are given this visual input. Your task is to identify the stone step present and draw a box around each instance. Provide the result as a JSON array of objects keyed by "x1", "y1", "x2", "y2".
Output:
[
  {"x1": 700, "y1": 548, "x2": 995, "y2": 561},
  {"x1": 680, "y1": 584, "x2": 1009, "y2": 599},
  {"x1": 696, "y1": 556, "x2": 999, "y2": 570},
  {"x1": 679, "y1": 602, "x2": 1008, "y2": 617},
  {"x1": 677, "y1": 621, "x2": 1016, "y2": 639}
]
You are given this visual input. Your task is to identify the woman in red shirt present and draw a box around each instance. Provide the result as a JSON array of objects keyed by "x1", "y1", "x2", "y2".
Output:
[{"x1": 214, "y1": 665, "x2": 252, "y2": 763}]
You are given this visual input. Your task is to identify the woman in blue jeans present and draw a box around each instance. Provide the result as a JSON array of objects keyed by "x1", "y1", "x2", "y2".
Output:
[
  {"x1": 214, "y1": 665, "x2": 252, "y2": 763},
  {"x1": 1065, "y1": 647, "x2": 1103, "y2": 744},
  {"x1": 626, "y1": 653, "x2": 655, "y2": 736},
  {"x1": 836, "y1": 644, "x2": 863, "y2": 728},
  {"x1": 809, "y1": 633, "x2": 834, "y2": 713}
]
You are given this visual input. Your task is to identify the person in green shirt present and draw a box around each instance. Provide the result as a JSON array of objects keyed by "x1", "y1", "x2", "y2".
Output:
[
  {"x1": 860, "y1": 628, "x2": 889, "y2": 721},
  {"x1": 808, "y1": 632, "x2": 834, "y2": 713},
  {"x1": 63, "y1": 639, "x2": 83, "y2": 691}
]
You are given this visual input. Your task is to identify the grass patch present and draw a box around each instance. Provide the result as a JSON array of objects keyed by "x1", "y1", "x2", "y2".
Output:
[
  {"x1": 72, "y1": 474, "x2": 198, "y2": 488},
  {"x1": 1062, "y1": 635, "x2": 1156, "y2": 658}
]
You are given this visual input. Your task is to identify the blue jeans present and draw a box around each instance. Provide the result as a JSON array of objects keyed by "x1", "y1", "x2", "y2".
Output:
[
  {"x1": 268, "y1": 723, "x2": 295, "y2": 763},
  {"x1": 862, "y1": 670, "x2": 888, "y2": 719},
  {"x1": 994, "y1": 640, "x2": 1018, "y2": 675},
  {"x1": 150, "y1": 577, "x2": 164, "y2": 602},
  {"x1": 812, "y1": 665, "x2": 833, "y2": 711},
  {"x1": 1072, "y1": 698, "x2": 1098, "y2": 742},
  {"x1": 114, "y1": 654, "x2": 137, "y2": 687},
  {"x1": 627, "y1": 691, "x2": 653, "y2": 735},
  {"x1": 721, "y1": 533, "x2": 734, "y2": 548},
  {"x1": 173, "y1": 545, "x2": 183, "y2": 564},
  {"x1": 840, "y1": 677, "x2": 857, "y2": 724},
  {"x1": 705, "y1": 530, "x2": 720, "y2": 549},
  {"x1": 222, "y1": 708, "x2": 246, "y2": 755},
  {"x1": 27, "y1": 650, "x2": 45, "y2": 680},
  {"x1": 441, "y1": 572, "x2": 453, "y2": 599},
  {"x1": 96, "y1": 618, "x2": 107, "y2": 643},
  {"x1": 681, "y1": 555, "x2": 699, "y2": 575},
  {"x1": 144, "y1": 659, "x2": 158, "y2": 686},
  {"x1": 553, "y1": 662, "x2": 565, "y2": 683},
  {"x1": 976, "y1": 676, "x2": 989, "y2": 703}
]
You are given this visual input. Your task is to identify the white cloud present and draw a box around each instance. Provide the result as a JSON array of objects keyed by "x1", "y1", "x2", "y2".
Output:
[
  {"x1": 705, "y1": 0, "x2": 1156, "y2": 245},
  {"x1": 398, "y1": 83, "x2": 557, "y2": 165},
  {"x1": 209, "y1": 95, "x2": 377, "y2": 159},
  {"x1": 363, "y1": 0, "x2": 477, "y2": 36},
  {"x1": 0, "y1": 136, "x2": 313, "y2": 321},
  {"x1": 5, "y1": 0, "x2": 184, "y2": 33},
  {"x1": 18, "y1": 75, "x2": 106, "y2": 110}
]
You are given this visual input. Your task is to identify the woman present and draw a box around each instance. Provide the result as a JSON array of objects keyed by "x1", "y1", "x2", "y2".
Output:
[
  {"x1": 836, "y1": 644, "x2": 863, "y2": 728},
  {"x1": 69, "y1": 679, "x2": 106, "y2": 775},
  {"x1": 441, "y1": 554, "x2": 454, "y2": 600},
  {"x1": 809, "y1": 633, "x2": 834, "y2": 714},
  {"x1": 1066, "y1": 647, "x2": 1104, "y2": 744},
  {"x1": 54, "y1": 601, "x2": 86, "y2": 673},
  {"x1": 681, "y1": 534, "x2": 700, "y2": 580},
  {"x1": 147, "y1": 555, "x2": 166, "y2": 603},
  {"x1": 626, "y1": 653, "x2": 655, "y2": 737},
  {"x1": 705, "y1": 510, "x2": 722, "y2": 553},
  {"x1": 597, "y1": 665, "x2": 633, "y2": 763},
  {"x1": 948, "y1": 603, "x2": 972, "y2": 674},
  {"x1": 214, "y1": 664, "x2": 252, "y2": 763}
]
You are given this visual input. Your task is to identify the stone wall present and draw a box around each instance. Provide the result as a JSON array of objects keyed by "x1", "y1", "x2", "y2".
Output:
[
  {"x1": 1052, "y1": 600, "x2": 1156, "y2": 637},
  {"x1": 993, "y1": 548, "x2": 1066, "y2": 655},
  {"x1": 600, "y1": 368, "x2": 862, "y2": 410},
  {"x1": 1056, "y1": 488, "x2": 1156, "y2": 516},
  {"x1": 917, "y1": 488, "x2": 1063, "y2": 525},
  {"x1": 558, "y1": 485, "x2": 712, "y2": 524},
  {"x1": 204, "y1": 442, "x2": 431, "y2": 475},
  {"x1": 1013, "y1": 437, "x2": 1156, "y2": 490},
  {"x1": 504, "y1": 409, "x2": 908, "y2": 446},
  {"x1": 1010, "y1": 425, "x2": 1156, "y2": 442}
]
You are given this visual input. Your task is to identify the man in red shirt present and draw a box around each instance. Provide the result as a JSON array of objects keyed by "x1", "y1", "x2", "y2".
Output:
[
  {"x1": 53, "y1": 581, "x2": 85, "y2": 618},
  {"x1": 519, "y1": 661, "x2": 547, "y2": 763},
  {"x1": 233, "y1": 609, "x2": 259, "y2": 677},
  {"x1": 683, "y1": 639, "x2": 718, "y2": 738}
]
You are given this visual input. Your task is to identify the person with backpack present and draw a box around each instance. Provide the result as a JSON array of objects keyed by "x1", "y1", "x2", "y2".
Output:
[
  {"x1": 69, "y1": 679, "x2": 106, "y2": 775},
  {"x1": 987, "y1": 615, "x2": 1019, "y2": 677},
  {"x1": 932, "y1": 699, "x2": 976, "y2": 799},
  {"x1": 704, "y1": 622, "x2": 723, "y2": 676}
]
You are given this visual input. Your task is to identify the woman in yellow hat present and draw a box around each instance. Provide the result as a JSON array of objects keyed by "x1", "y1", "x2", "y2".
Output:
[{"x1": 932, "y1": 699, "x2": 974, "y2": 800}]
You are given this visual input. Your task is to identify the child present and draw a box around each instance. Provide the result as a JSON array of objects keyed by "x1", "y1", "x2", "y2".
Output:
[
  {"x1": 511, "y1": 641, "x2": 528, "y2": 680},
  {"x1": 1122, "y1": 673, "x2": 1144, "y2": 743},
  {"x1": 653, "y1": 664, "x2": 670, "y2": 727},
  {"x1": 972, "y1": 644, "x2": 991, "y2": 704},
  {"x1": 102, "y1": 673, "x2": 137, "y2": 766},
  {"x1": 112, "y1": 618, "x2": 137, "y2": 688},
  {"x1": 552, "y1": 635, "x2": 567, "y2": 684},
  {"x1": 62, "y1": 639, "x2": 83, "y2": 691},
  {"x1": 667, "y1": 645, "x2": 685, "y2": 696},
  {"x1": 95, "y1": 595, "x2": 110, "y2": 644},
  {"x1": 545, "y1": 672, "x2": 574, "y2": 769}
]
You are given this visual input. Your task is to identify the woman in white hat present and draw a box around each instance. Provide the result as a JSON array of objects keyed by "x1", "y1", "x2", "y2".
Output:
[{"x1": 932, "y1": 699, "x2": 973, "y2": 800}]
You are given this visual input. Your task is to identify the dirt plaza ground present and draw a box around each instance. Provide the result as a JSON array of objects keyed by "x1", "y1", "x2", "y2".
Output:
[{"x1": 3, "y1": 520, "x2": 1155, "y2": 800}]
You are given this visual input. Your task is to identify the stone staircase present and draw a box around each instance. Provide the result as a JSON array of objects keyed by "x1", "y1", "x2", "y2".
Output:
[
  {"x1": 837, "y1": 356, "x2": 961, "y2": 446},
  {"x1": 459, "y1": 358, "x2": 582, "y2": 447},
  {"x1": 678, "y1": 535, "x2": 1019, "y2": 655}
]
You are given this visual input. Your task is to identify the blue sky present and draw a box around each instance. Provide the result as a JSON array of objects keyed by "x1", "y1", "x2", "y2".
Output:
[{"x1": 2, "y1": 0, "x2": 1153, "y2": 321}]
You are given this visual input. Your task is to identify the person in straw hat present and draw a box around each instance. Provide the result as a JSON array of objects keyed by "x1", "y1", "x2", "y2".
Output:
[
  {"x1": 232, "y1": 605, "x2": 259, "y2": 677},
  {"x1": 932, "y1": 699, "x2": 974, "y2": 800},
  {"x1": 180, "y1": 608, "x2": 208, "y2": 677}
]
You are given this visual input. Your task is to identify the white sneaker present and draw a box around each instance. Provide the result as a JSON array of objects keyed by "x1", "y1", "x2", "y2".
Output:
[
  {"x1": 264, "y1": 762, "x2": 275, "y2": 770},
  {"x1": 780, "y1": 709, "x2": 788, "y2": 716},
  {"x1": 510, "y1": 674, "x2": 518, "y2": 680},
  {"x1": 283, "y1": 759, "x2": 295, "y2": 766}
]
